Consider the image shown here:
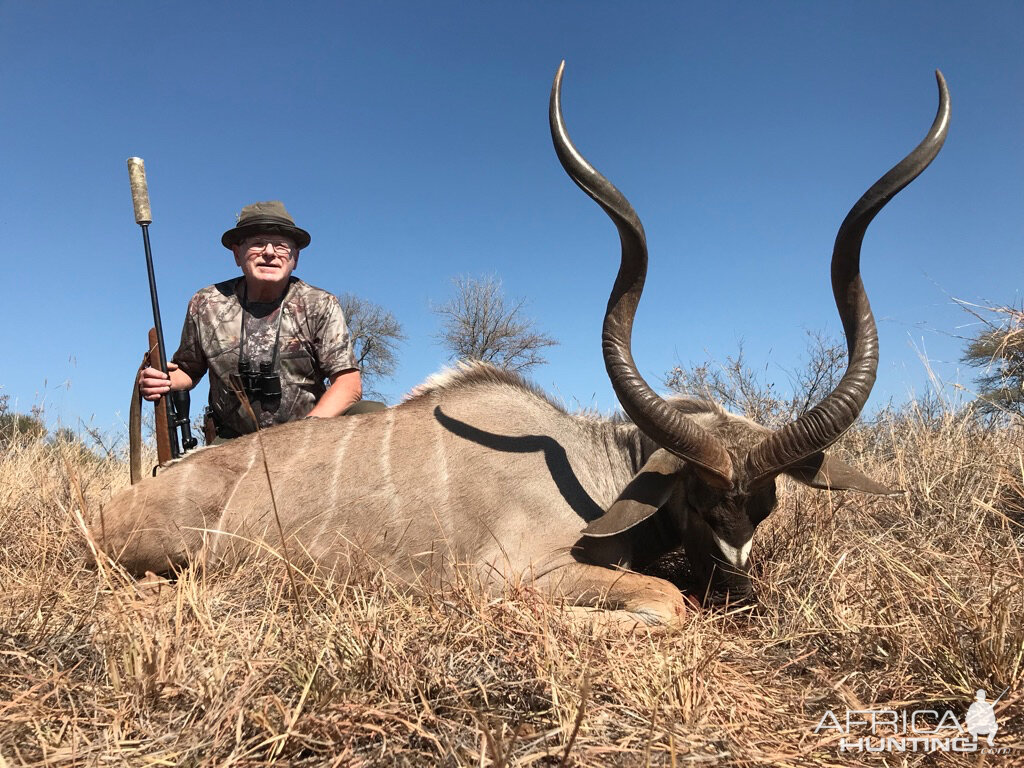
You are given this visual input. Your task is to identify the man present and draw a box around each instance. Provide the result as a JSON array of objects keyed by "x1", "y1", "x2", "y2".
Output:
[{"x1": 139, "y1": 201, "x2": 380, "y2": 441}]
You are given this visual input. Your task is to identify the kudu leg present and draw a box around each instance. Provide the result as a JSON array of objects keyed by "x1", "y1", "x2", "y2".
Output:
[{"x1": 535, "y1": 563, "x2": 693, "y2": 628}]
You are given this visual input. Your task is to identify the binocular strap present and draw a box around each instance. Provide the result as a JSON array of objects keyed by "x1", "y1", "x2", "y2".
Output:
[{"x1": 239, "y1": 282, "x2": 289, "y2": 376}]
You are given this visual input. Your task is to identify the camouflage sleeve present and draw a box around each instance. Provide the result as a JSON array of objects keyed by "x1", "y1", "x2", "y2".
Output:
[
  {"x1": 316, "y1": 293, "x2": 358, "y2": 377},
  {"x1": 171, "y1": 295, "x2": 208, "y2": 382}
]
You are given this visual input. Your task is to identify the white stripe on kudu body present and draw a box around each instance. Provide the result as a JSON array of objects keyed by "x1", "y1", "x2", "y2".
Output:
[
  {"x1": 328, "y1": 419, "x2": 356, "y2": 508},
  {"x1": 433, "y1": 398, "x2": 451, "y2": 514},
  {"x1": 380, "y1": 408, "x2": 397, "y2": 502}
]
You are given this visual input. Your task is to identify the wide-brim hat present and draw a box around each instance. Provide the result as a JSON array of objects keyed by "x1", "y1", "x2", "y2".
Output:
[{"x1": 221, "y1": 200, "x2": 311, "y2": 250}]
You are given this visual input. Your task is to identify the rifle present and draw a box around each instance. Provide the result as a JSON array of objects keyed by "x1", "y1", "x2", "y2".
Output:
[{"x1": 126, "y1": 157, "x2": 197, "y2": 475}]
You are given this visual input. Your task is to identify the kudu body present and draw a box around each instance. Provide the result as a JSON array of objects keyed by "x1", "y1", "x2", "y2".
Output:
[{"x1": 92, "y1": 66, "x2": 949, "y2": 626}]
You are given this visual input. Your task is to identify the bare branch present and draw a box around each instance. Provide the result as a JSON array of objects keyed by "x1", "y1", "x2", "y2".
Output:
[
  {"x1": 787, "y1": 330, "x2": 846, "y2": 419},
  {"x1": 432, "y1": 275, "x2": 558, "y2": 374},
  {"x1": 339, "y1": 293, "x2": 407, "y2": 401},
  {"x1": 665, "y1": 330, "x2": 847, "y2": 429}
]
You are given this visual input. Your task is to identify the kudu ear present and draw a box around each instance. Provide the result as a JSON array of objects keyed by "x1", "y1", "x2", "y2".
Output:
[
  {"x1": 785, "y1": 452, "x2": 903, "y2": 496},
  {"x1": 582, "y1": 449, "x2": 684, "y2": 538}
]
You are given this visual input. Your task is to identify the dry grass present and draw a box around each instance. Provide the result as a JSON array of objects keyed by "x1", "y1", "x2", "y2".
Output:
[{"x1": 1, "y1": 406, "x2": 1022, "y2": 766}]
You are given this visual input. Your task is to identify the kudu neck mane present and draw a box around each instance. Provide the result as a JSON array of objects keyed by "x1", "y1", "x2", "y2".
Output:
[{"x1": 406, "y1": 361, "x2": 764, "y2": 478}]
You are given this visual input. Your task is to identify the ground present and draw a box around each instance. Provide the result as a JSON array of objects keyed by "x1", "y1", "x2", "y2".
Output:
[{"x1": 1, "y1": 404, "x2": 1021, "y2": 766}]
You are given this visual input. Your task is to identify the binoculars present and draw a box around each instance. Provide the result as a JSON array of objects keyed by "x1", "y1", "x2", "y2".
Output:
[{"x1": 239, "y1": 359, "x2": 282, "y2": 403}]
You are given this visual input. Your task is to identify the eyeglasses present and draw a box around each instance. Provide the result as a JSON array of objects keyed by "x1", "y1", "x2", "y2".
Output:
[{"x1": 243, "y1": 238, "x2": 294, "y2": 256}]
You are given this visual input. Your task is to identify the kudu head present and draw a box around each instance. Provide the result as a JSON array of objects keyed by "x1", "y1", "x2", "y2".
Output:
[{"x1": 551, "y1": 62, "x2": 950, "y2": 602}]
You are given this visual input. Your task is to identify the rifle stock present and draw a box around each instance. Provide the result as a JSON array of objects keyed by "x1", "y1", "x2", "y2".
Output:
[
  {"x1": 129, "y1": 353, "x2": 145, "y2": 485},
  {"x1": 148, "y1": 327, "x2": 174, "y2": 465},
  {"x1": 128, "y1": 329, "x2": 170, "y2": 483}
]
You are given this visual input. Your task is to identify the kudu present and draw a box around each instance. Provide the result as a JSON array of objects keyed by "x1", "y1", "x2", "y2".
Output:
[{"x1": 91, "y1": 65, "x2": 949, "y2": 626}]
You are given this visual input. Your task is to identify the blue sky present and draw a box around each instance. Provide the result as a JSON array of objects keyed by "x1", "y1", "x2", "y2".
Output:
[{"x1": 2, "y1": 2, "x2": 1022, "y2": 439}]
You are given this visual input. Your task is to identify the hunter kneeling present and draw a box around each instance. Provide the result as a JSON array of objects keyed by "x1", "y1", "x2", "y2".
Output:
[{"x1": 139, "y1": 201, "x2": 384, "y2": 443}]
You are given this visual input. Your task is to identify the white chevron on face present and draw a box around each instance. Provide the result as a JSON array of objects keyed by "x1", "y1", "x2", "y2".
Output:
[{"x1": 712, "y1": 533, "x2": 753, "y2": 568}]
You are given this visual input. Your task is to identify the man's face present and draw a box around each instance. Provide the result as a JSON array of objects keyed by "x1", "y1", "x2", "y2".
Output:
[{"x1": 233, "y1": 234, "x2": 299, "y2": 291}]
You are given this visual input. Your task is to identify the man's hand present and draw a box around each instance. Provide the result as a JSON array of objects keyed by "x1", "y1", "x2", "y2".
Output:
[
  {"x1": 307, "y1": 369, "x2": 362, "y2": 418},
  {"x1": 139, "y1": 362, "x2": 193, "y2": 401}
]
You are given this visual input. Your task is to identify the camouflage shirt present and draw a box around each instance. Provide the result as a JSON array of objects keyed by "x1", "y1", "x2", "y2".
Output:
[{"x1": 172, "y1": 277, "x2": 357, "y2": 436}]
